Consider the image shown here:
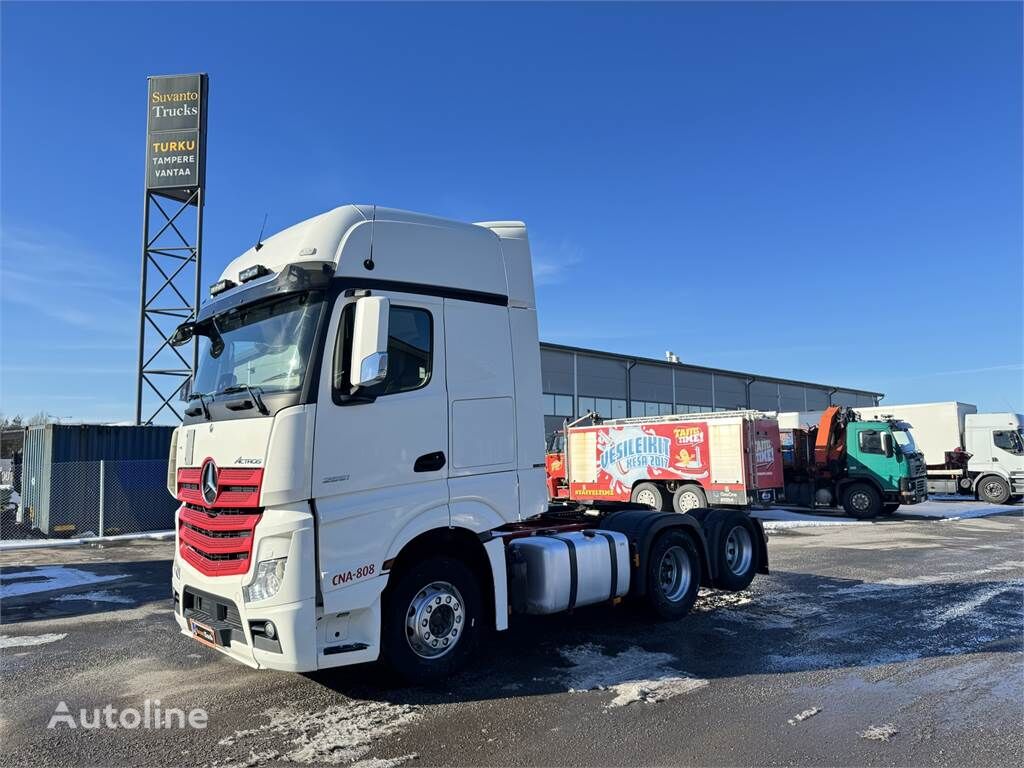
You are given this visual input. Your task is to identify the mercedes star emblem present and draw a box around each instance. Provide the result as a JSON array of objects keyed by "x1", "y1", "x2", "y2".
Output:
[{"x1": 201, "y1": 461, "x2": 219, "y2": 506}]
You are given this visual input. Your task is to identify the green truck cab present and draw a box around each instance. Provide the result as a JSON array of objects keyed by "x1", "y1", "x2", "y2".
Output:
[{"x1": 780, "y1": 407, "x2": 928, "y2": 519}]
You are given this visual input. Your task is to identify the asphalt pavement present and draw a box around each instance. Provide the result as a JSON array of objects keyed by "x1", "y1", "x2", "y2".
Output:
[{"x1": 1, "y1": 503, "x2": 1022, "y2": 768}]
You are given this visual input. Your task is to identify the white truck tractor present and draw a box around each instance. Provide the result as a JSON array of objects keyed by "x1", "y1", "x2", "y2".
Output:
[
  {"x1": 166, "y1": 205, "x2": 768, "y2": 682},
  {"x1": 856, "y1": 403, "x2": 1023, "y2": 504}
]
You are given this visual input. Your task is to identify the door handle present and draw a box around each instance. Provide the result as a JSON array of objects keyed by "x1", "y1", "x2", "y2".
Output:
[{"x1": 414, "y1": 451, "x2": 446, "y2": 473}]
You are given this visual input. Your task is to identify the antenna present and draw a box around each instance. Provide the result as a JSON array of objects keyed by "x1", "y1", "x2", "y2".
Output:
[{"x1": 254, "y1": 212, "x2": 268, "y2": 252}]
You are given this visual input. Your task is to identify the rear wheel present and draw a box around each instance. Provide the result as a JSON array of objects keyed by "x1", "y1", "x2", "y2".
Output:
[
  {"x1": 842, "y1": 483, "x2": 882, "y2": 519},
  {"x1": 977, "y1": 476, "x2": 1011, "y2": 504},
  {"x1": 881, "y1": 503, "x2": 900, "y2": 515},
  {"x1": 672, "y1": 484, "x2": 708, "y2": 514},
  {"x1": 642, "y1": 530, "x2": 701, "y2": 620},
  {"x1": 380, "y1": 557, "x2": 482, "y2": 684},
  {"x1": 631, "y1": 482, "x2": 668, "y2": 511},
  {"x1": 709, "y1": 510, "x2": 761, "y2": 591}
]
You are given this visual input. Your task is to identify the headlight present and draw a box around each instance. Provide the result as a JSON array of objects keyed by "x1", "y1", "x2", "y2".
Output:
[{"x1": 244, "y1": 558, "x2": 287, "y2": 602}]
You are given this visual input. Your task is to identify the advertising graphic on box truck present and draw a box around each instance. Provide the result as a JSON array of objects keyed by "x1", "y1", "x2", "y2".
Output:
[
  {"x1": 166, "y1": 205, "x2": 769, "y2": 682},
  {"x1": 546, "y1": 412, "x2": 783, "y2": 513}
]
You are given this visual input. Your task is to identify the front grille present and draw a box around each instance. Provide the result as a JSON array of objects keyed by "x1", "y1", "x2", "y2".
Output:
[{"x1": 178, "y1": 504, "x2": 262, "y2": 577}]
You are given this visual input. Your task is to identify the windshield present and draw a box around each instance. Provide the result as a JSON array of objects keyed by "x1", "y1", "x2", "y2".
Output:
[
  {"x1": 193, "y1": 291, "x2": 324, "y2": 397},
  {"x1": 892, "y1": 428, "x2": 918, "y2": 455}
]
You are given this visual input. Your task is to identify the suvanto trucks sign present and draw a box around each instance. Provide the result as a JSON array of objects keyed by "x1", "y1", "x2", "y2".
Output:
[{"x1": 145, "y1": 73, "x2": 207, "y2": 201}]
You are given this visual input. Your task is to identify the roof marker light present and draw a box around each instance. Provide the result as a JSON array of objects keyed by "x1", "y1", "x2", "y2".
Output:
[
  {"x1": 239, "y1": 264, "x2": 270, "y2": 283},
  {"x1": 210, "y1": 279, "x2": 236, "y2": 297}
]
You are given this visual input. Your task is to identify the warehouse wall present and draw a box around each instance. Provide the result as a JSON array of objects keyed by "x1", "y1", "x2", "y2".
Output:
[{"x1": 539, "y1": 344, "x2": 880, "y2": 439}]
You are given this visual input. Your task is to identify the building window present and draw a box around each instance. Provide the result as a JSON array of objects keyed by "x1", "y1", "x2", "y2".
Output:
[
  {"x1": 611, "y1": 399, "x2": 627, "y2": 418},
  {"x1": 543, "y1": 393, "x2": 574, "y2": 417}
]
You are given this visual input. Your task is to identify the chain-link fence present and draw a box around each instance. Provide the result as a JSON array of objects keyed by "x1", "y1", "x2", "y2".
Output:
[{"x1": 2, "y1": 459, "x2": 178, "y2": 540}]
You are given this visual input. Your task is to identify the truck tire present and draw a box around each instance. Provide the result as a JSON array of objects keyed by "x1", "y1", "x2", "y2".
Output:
[
  {"x1": 642, "y1": 530, "x2": 701, "y2": 620},
  {"x1": 977, "y1": 475, "x2": 1011, "y2": 504},
  {"x1": 379, "y1": 557, "x2": 482, "y2": 684},
  {"x1": 881, "y1": 503, "x2": 900, "y2": 515},
  {"x1": 708, "y1": 510, "x2": 760, "y2": 591},
  {"x1": 672, "y1": 484, "x2": 708, "y2": 514},
  {"x1": 632, "y1": 482, "x2": 668, "y2": 511},
  {"x1": 841, "y1": 483, "x2": 881, "y2": 519}
]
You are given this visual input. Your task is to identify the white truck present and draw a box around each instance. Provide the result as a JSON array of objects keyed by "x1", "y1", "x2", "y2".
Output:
[
  {"x1": 166, "y1": 205, "x2": 768, "y2": 682},
  {"x1": 855, "y1": 403, "x2": 1023, "y2": 504}
]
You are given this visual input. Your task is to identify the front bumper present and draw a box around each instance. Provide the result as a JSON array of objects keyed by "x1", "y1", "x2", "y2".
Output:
[
  {"x1": 171, "y1": 505, "x2": 319, "y2": 672},
  {"x1": 172, "y1": 584, "x2": 316, "y2": 672}
]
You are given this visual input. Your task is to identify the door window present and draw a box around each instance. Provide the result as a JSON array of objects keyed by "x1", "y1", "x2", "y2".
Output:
[
  {"x1": 858, "y1": 430, "x2": 884, "y2": 454},
  {"x1": 993, "y1": 430, "x2": 1024, "y2": 455},
  {"x1": 333, "y1": 304, "x2": 433, "y2": 398}
]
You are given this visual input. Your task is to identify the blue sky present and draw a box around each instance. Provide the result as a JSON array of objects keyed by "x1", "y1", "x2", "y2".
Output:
[{"x1": 1, "y1": 1, "x2": 1021, "y2": 423}]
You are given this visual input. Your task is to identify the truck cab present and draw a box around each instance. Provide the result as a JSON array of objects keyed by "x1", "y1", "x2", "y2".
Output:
[
  {"x1": 168, "y1": 206, "x2": 547, "y2": 673},
  {"x1": 963, "y1": 412, "x2": 1024, "y2": 502},
  {"x1": 842, "y1": 418, "x2": 928, "y2": 513}
]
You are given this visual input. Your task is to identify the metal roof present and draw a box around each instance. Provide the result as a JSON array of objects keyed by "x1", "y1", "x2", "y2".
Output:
[{"x1": 539, "y1": 341, "x2": 884, "y2": 398}]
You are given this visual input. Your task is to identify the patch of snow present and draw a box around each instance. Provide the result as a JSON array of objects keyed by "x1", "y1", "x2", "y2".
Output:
[
  {"x1": 788, "y1": 706, "x2": 821, "y2": 725},
  {"x1": 350, "y1": 755, "x2": 418, "y2": 768},
  {"x1": 860, "y1": 723, "x2": 898, "y2": 741},
  {"x1": 559, "y1": 643, "x2": 708, "y2": 708},
  {"x1": 51, "y1": 590, "x2": 134, "y2": 605},
  {"x1": 217, "y1": 700, "x2": 419, "y2": 766},
  {"x1": 0, "y1": 633, "x2": 67, "y2": 648},
  {"x1": 0, "y1": 530, "x2": 173, "y2": 551},
  {"x1": 0, "y1": 566, "x2": 128, "y2": 599}
]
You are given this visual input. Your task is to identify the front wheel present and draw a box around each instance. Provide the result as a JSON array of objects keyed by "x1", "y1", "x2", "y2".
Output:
[
  {"x1": 642, "y1": 530, "x2": 701, "y2": 620},
  {"x1": 380, "y1": 557, "x2": 482, "y2": 684},
  {"x1": 978, "y1": 476, "x2": 1011, "y2": 504},
  {"x1": 881, "y1": 503, "x2": 900, "y2": 515},
  {"x1": 842, "y1": 483, "x2": 882, "y2": 519}
]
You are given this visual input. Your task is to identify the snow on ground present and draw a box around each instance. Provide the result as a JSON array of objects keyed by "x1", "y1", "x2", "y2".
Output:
[
  {"x1": 0, "y1": 531, "x2": 173, "y2": 551},
  {"x1": 0, "y1": 566, "x2": 128, "y2": 599},
  {"x1": 788, "y1": 707, "x2": 822, "y2": 725},
  {"x1": 215, "y1": 700, "x2": 420, "y2": 767},
  {"x1": 0, "y1": 633, "x2": 68, "y2": 649},
  {"x1": 559, "y1": 643, "x2": 708, "y2": 707},
  {"x1": 753, "y1": 498, "x2": 1018, "y2": 530},
  {"x1": 51, "y1": 590, "x2": 134, "y2": 605},
  {"x1": 860, "y1": 723, "x2": 899, "y2": 741}
]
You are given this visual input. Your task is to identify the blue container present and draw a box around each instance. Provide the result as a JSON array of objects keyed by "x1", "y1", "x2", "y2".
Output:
[{"x1": 20, "y1": 424, "x2": 177, "y2": 536}]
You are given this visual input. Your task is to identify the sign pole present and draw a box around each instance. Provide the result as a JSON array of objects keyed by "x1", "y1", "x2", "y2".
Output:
[{"x1": 134, "y1": 73, "x2": 208, "y2": 425}]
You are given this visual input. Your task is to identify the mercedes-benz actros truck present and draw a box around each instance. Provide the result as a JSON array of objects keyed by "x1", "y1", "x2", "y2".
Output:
[{"x1": 166, "y1": 205, "x2": 769, "y2": 682}]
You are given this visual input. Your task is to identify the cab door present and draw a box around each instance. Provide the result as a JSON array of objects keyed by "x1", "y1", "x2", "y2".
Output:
[{"x1": 312, "y1": 290, "x2": 448, "y2": 609}]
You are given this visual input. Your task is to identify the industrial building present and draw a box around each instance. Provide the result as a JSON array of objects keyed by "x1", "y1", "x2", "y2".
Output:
[{"x1": 539, "y1": 342, "x2": 882, "y2": 437}]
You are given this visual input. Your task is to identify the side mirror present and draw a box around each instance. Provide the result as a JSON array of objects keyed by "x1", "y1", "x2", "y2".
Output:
[
  {"x1": 169, "y1": 322, "x2": 196, "y2": 347},
  {"x1": 350, "y1": 296, "x2": 390, "y2": 388},
  {"x1": 881, "y1": 432, "x2": 894, "y2": 458}
]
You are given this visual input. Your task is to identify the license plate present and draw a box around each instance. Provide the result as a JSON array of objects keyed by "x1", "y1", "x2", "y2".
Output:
[{"x1": 189, "y1": 618, "x2": 218, "y2": 648}]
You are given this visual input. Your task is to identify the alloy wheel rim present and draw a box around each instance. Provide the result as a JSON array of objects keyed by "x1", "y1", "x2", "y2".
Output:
[{"x1": 405, "y1": 581, "x2": 465, "y2": 659}]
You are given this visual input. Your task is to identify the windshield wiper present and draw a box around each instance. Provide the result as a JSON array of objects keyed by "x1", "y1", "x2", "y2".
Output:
[
  {"x1": 186, "y1": 392, "x2": 212, "y2": 420},
  {"x1": 219, "y1": 384, "x2": 269, "y2": 415}
]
